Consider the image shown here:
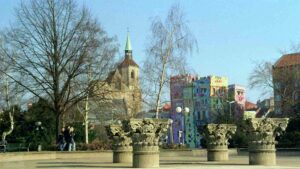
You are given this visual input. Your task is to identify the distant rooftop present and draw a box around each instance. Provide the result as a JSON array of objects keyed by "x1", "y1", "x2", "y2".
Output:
[
  {"x1": 245, "y1": 101, "x2": 257, "y2": 110},
  {"x1": 274, "y1": 53, "x2": 300, "y2": 68}
]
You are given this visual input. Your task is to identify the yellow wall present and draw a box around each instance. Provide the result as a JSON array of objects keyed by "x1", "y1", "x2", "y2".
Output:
[{"x1": 210, "y1": 76, "x2": 228, "y2": 86}]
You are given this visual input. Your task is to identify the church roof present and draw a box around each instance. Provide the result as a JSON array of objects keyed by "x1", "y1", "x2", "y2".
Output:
[
  {"x1": 118, "y1": 57, "x2": 139, "y2": 68},
  {"x1": 274, "y1": 53, "x2": 300, "y2": 68},
  {"x1": 105, "y1": 69, "x2": 121, "y2": 83}
]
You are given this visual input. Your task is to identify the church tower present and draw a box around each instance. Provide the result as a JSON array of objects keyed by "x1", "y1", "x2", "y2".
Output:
[
  {"x1": 118, "y1": 33, "x2": 139, "y2": 88},
  {"x1": 117, "y1": 33, "x2": 141, "y2": 115}
]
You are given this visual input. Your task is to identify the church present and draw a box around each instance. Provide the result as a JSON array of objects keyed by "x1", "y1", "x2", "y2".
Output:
[{"x1": 91, "y1": 34, "x2": 142, "y2": 120}]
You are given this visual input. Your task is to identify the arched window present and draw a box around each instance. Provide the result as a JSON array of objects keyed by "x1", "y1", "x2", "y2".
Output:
[{"x1": 131, "y1": 71, "x2": 135, "y2": 79}]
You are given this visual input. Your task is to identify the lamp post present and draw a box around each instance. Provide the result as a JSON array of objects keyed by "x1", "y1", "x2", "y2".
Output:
[
  {"x1": 226, "y1": 101, "x2": 235, "y2": 119},
  {"x1": 176, "y1": 106, "x2": 189, "y2": 145},
  {"x1": 35, "y1": 121, "x2": 43, "y2": 151},
  {"x1": 169, "y1": 119, "x2": 174, "y2": 144}
]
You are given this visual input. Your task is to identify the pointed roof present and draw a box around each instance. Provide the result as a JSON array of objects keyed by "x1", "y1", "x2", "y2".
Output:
[
  {"x1": 118, "y1": 32, "x2": 138, "y2": 68},
  {"x1": 118, "y1": 58, "x2": 139, "y2": 68},
  {"x1": 125, "y1": 33, "x2": 132, "y2": 51}
]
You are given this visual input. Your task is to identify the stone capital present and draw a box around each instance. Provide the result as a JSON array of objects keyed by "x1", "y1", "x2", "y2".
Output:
[
  {"x1": 126, "y1": 118, "x2": 170, "y2": 145},
  {"x1": 105, "y1": 121, "x2": 131, "y2": 148},
  {"x1": 246, "y1": 118, "x2": 289, "y2": 145},
  {"x1": 203, "y1": 124, "x2": 237, "y2": 147}
]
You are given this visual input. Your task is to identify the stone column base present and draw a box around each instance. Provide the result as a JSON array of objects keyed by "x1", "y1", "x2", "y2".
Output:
[
  {"x1": 133, "y1": 151, "x2": 159, "y2": 168},
  {"x1": 113, "y1": 150, "x2": 132, "y2": 163},
  {"x1": 207, "y1": 149, "x2": 228, "y2": 161},
  {"x1": 249, "y1": 149, "x2": 276, "y2": 165}
]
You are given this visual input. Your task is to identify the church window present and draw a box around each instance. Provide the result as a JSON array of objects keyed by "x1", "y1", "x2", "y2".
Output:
[{"x1": 131, "y1": 71, "x2": 135, "y2": 79}]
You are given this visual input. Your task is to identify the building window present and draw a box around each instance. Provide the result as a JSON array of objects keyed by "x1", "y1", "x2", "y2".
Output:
[{"x1": 131, "y1": 71, "x2": 135, "y2": 79}]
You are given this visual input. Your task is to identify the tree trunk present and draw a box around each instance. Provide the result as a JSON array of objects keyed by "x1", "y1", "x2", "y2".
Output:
[
  {"x1": 56, "y1": 114, "x2": 60, "y2": 144},
  {"x1": 84, "y1": 95, "x2": 89, "y2": 144},
  {"x1": 155, "y1": 62, "x2": 167, "y2": 118},
  {"x1": 2, "y1": 76, "x2": 14, "y2": 142},
  {"x1": 2, "y1": 111, "x2": 14, "y2": 142}
]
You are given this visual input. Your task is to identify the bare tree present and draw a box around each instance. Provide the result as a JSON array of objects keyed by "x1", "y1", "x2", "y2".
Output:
[
  {"x1": 0, "y1": 76, "x2": 14, "y2": 143},
  {"x1": 142, "y1": 4, "x2": 197, "y2": 118},
  {"x1": 0, "y1": 48, "x2": 23, "y2": 143},
  {"x1": 0, "y1": 0, "x2": 118, "y2": 140},
  {"x1": 248, "y1": 61, "x2": 274, "y2": 97}
]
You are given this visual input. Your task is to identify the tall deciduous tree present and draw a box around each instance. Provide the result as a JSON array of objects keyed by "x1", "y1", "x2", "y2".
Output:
[
  {"x1": 248, "y1": 61, "x2": 274, "y2": 97},
  {"x1": 0, "y1": 42, "x2": 24, "y2": 143},
  {"x1": 0, "y1": 0, "x2": 118, "y2": 140},
  {"x1": 142, "y1": 4, "x2": 197, "y2": 118}
]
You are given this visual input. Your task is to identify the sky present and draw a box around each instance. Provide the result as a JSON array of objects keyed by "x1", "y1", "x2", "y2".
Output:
[{"x1": 1, "y1": 0, "x2": 300, "y2": 103}]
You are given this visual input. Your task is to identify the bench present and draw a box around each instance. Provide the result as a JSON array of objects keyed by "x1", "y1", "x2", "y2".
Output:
[{"x1": 6, "y1": 143, "x2": 31, "y2": 152}]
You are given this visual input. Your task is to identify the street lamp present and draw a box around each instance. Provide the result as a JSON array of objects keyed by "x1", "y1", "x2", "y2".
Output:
[
  {"x1": 176, "y1": 106, "x2": 189, "y2": 145},
  {"x1": 169, "y1": 119, "x2": 174, "y2": 144},
  {"x1": 35, "y1": 121, "x2": 43, "y2": 151},
  {"x1": 226, "y1": 101, "x2": 235, "y2": 119}
]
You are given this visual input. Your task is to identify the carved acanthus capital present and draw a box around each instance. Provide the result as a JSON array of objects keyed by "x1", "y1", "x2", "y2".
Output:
[
  {"x1": 105, "y1": 121, "x2": 131, "y2": 148},
  {"x1": 246, "y1": 118, "x2": 289, "y2": 146},
  {"x1": 203, "y1": 124, "x2": 237, "y2": 147},
  {"x1": 127, "y1": 118, "x2": 170, "y2": 146}
]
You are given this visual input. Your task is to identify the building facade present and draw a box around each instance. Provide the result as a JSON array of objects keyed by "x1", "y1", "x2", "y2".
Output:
[
  {"x1": 169, "y1": 75, "x2": 229, "y2": 148},
  {"x1": 273, "y1": 53, "x2": 300, "y2": 117},
  {"x1": 170, "y1": 74, "x2": 196, "y2": 146},
  {"x1": 193, "y1": 76, "x2": 228, "y2": 125},
  {"x1": 183, "y1": 83, "x2": 201, "y2": 148},
  {"x1": 228, "y1": 84, "x2": 246, "y2": 119}
]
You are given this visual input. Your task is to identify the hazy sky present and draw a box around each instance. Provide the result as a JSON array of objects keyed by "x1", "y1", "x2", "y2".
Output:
[{"x1": 1, "y1": 0, "x2": 300, "y2": 102}]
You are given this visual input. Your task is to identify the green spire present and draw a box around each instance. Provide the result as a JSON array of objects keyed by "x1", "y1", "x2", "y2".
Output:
[{"x1": 125, "y1": 33, "x2": 132, "y2": 51}]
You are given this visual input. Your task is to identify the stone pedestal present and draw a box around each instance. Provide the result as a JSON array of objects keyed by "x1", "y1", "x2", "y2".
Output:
[
  {"x1": 127, "y1": 118, "x2": 170, "y2": 168},
  {"x1": 132, "y1": 141, "x2": 159, "y2": 168},
  {"x1": 113, "y1": 145, "x2": 132, "y2": 163},
  {"x1": 203, "y1": 124, "x2": 236, "y2": 161},
  {"x1": 246, "y1": 118, "x2": 289, "y2": 166},
  {"x1": 105, "y1": 122, "x2": 132, "y2": 163}
]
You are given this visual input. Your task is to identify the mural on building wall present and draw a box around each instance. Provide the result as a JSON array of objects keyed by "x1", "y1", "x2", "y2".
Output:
[
  {"x1": 228, "y1": 84, "x2": 246, "y2": 119},
  {"x1": 169, "y1": 74, "x2": 246, "y2": 148},
  {"x1": 170, "y1": 74, "x2": 196, "y2": 145},
  {"x1": 183, "y1": 83, "x2": 201, "y2": 148},
  {"x1": 193, "y1": 76, "x2": 228, "y2": 123}
]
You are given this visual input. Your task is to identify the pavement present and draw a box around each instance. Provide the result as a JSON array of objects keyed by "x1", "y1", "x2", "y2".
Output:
[{"x1": 0, "y1": 151, "x2": 300, "y2": 169}]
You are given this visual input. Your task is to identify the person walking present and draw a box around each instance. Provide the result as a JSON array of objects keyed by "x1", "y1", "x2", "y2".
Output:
[
  {"x1": 58, "y1": 127, "x2": 66, "y2": 151},
  {"x1": 64, "y1": 126, "x2": 71, "y2": 151},
  {"x1": 69, "y1": 127, "x2": 76, "y2": 151}
]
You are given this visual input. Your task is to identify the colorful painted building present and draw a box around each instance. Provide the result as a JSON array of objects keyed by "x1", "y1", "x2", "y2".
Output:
[
  {"x1": 193, "y1": 76, "x2": 228, "y2": 124},
  {"x1": 228, "y1": 84, "x2": 246, "y2": 119},
  {"x1": 183, "y1": 83, "x2": 201, "y2": 148},
  {"x1": 169, "y1": 75, "x2": 241, "y2": 148},
  {"x1": 170, "y1": 74, "x2": 196, "y2": 145},
  {"x1": 193, "y1": 76, "x2": 210, "y2": 124}
]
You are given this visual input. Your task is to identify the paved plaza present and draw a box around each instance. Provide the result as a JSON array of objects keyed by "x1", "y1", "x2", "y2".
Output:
[{"x1": 0, "y1": 151, "x2": 300, "y2": 169}]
